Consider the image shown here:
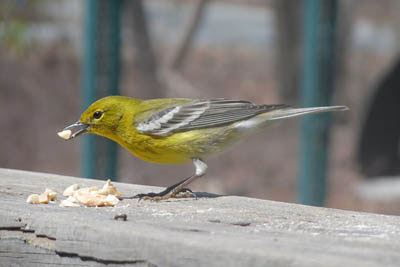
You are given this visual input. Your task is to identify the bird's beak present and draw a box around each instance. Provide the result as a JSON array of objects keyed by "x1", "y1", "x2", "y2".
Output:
[{"x1": 62, "y1": 121, "x2": 89, "y2": 139}]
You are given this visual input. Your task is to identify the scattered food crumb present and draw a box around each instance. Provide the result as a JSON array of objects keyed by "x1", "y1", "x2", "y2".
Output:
[
  {"x1": 26, "y1": 194, "x2": 40, "y2": 204},
  {"x1": 60, "y1": 196, "x2": 80, "y2": 207},
  {"x1": 27, "y1": 180, "x2": 121, "y2": 208},
  {"x1": 63, "y1": 184, "x2": 80, "y2": 197},
  {"x1": 38, "y1": 192, "x2": 50, "y2": 204},
  {"x1": 45, "y1": 188, "x2": 57, "y2": 201},
  {"x1": 73, "y1": 187, "x2": 103, "y2": 207},
  {"x1": 60, "y1": 179, "x2": 121, "y2": 208},
  {"x1": 98, "y1": 179, "x2": 121, "y2": 199},
  {"x1": 26, "y1": 188, "x2": 57, "y2": 204},
  {"x1": 104, "y1": 194, "x2": 120, "y2": 206}
]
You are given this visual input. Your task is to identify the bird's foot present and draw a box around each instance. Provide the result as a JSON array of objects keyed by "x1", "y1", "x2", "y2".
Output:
[
  {"x1": 122, "y1": 173, "x2": 201, "y2": 202},
  {"x1": 129, "y1": 188, "x2": 196, "y2": 202}
]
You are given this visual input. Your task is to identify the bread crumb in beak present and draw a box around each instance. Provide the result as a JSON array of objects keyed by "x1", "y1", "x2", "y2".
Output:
[{"x1": 58, "y1": 129, "x2": 72, "y2": 140}]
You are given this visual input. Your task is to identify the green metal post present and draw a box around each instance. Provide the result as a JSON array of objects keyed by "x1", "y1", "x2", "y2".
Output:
[
  {"x1": 298, "y1": 0, "x2": 337, "y2": 206},
  {"x1": 82, "y1": 0, "x2": 122, "y2": 180},
  {"x1": 104, "y1": 0, "x2": 122, "y2": 180},
  {"x1": 82, "y1": 0, "x2": 98, "y2": 179}
]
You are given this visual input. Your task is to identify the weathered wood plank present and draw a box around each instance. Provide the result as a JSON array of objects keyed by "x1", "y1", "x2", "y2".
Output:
[{"x1": 1, "y1": 168, "x2": 400, "y2": 267}]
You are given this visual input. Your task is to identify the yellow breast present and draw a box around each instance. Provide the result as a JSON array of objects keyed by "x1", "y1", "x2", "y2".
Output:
[{"x1": 111, "y1": 126, "x2": 238, "y2": 165}]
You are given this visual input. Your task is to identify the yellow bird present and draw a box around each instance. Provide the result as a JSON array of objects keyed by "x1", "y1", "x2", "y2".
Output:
[{"x1": 60, "y1": 96, "x2": 347, "y2": 200}]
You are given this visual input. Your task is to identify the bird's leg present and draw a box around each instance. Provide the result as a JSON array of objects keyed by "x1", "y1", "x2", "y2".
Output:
[{"x1": 124, "y1": 158, "x2": 208, "y2": 201}]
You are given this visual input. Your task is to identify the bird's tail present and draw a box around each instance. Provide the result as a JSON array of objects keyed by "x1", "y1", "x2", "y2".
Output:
[
  {"x1": 234, "y1": 105, "x2": 348, "y2": 133},
  {"x1": 264, "y1": 105, "x2": 348, "y2": 121}
]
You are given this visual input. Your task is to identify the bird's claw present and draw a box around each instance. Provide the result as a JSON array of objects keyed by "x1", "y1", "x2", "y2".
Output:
[{"x1": 135, "y1": 188, "x2": 196, "y2": 202}]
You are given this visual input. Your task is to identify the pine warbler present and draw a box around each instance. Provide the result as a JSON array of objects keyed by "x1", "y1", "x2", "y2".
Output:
[{"x1": 60, "y1": 96, "x2": 347, "y2": 200}]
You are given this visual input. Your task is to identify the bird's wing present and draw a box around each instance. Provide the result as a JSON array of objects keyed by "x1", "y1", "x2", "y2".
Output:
[{"x1": 135, "y1": 98, "x2": 289, "y2": 136}]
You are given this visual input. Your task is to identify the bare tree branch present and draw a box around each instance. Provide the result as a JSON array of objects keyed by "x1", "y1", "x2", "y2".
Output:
[{"x1": 169, "y1": 0, "x2": 209, "y2": 70}]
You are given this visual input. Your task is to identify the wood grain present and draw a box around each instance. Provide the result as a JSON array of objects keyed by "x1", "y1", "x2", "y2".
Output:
[{"x1": 1, "y1": 168, "x2": 400, "y2": 266}]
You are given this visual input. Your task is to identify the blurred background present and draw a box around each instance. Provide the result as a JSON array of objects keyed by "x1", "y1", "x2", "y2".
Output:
[{"x1": 1, "y1": 0, "x2": 400, "y2": 214}]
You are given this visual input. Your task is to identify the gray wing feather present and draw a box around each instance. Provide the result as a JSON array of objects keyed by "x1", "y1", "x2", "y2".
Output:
[{"x1": 136, "y1": 99, "x2": 289, "y2": 136}]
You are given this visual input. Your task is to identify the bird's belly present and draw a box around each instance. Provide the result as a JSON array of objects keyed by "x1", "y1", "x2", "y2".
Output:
[{"x1": 121, "y1": 127, "x2": 239, "y2": 165}]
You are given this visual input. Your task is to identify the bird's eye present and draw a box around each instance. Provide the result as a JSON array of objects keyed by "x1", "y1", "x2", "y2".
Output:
[{"x1": 93, "y1": 111, "x2": 103, "y2": 119}]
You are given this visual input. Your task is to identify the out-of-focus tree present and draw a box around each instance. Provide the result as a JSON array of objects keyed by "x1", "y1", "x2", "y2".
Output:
[
  {"x1": 169, "y1": 0, "x2": 209, "y2": 70},
  {"x1": 126, "y1": 0, "x2": 164, "y2": 99},
  {"x1": 272, "y1": 0, "x2": 355, "y2": 105},
  {"x1": 272, "y1": 0, "x2": 302, "y2": 105}
]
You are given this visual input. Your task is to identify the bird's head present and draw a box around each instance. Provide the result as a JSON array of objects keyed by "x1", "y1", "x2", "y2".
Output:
[{"x1": 60, "y1": 96, "x2": 136, "y2": 140}]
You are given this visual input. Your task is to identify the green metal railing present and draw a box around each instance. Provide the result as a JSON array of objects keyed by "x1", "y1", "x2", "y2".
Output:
[
  {"x1": 82, "y1": 0, "x2": 122, "y2": 180},
  {"x1": 298, "y1": 0, "x2": 338, "y2": 206}
]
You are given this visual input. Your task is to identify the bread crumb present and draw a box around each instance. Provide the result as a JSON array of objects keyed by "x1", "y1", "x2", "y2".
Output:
[
  {"x1": 57, "y1": 129, "x2": 72, "y2": 140},
  {"x1": 60, "y1": 196, "x2": 80, "y2": 207},
  {"x1": 60, "y1": 180, "x2": 122, "y2": 208},
  {"x1": 63, "y1": 184, "x2": 80, "y2": 197},
  {"x1": 74, "y1": 188, "x2": 105, "y2": 207},
  {"x1": 38, "y1": 192, "x2": 50, "y2": 204},
  {"x1": 45, "y1": 188, "x2": 57, "y2": 201},
  {"x1": 97, "y1": 179, "x2": 121, "y2": 199},
  {"x1": 104, "y1": 194, "x2": 120, "y2": 206},
  {"x1": 26, "y1": 194, "x2": 40, "y2": 204}
]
